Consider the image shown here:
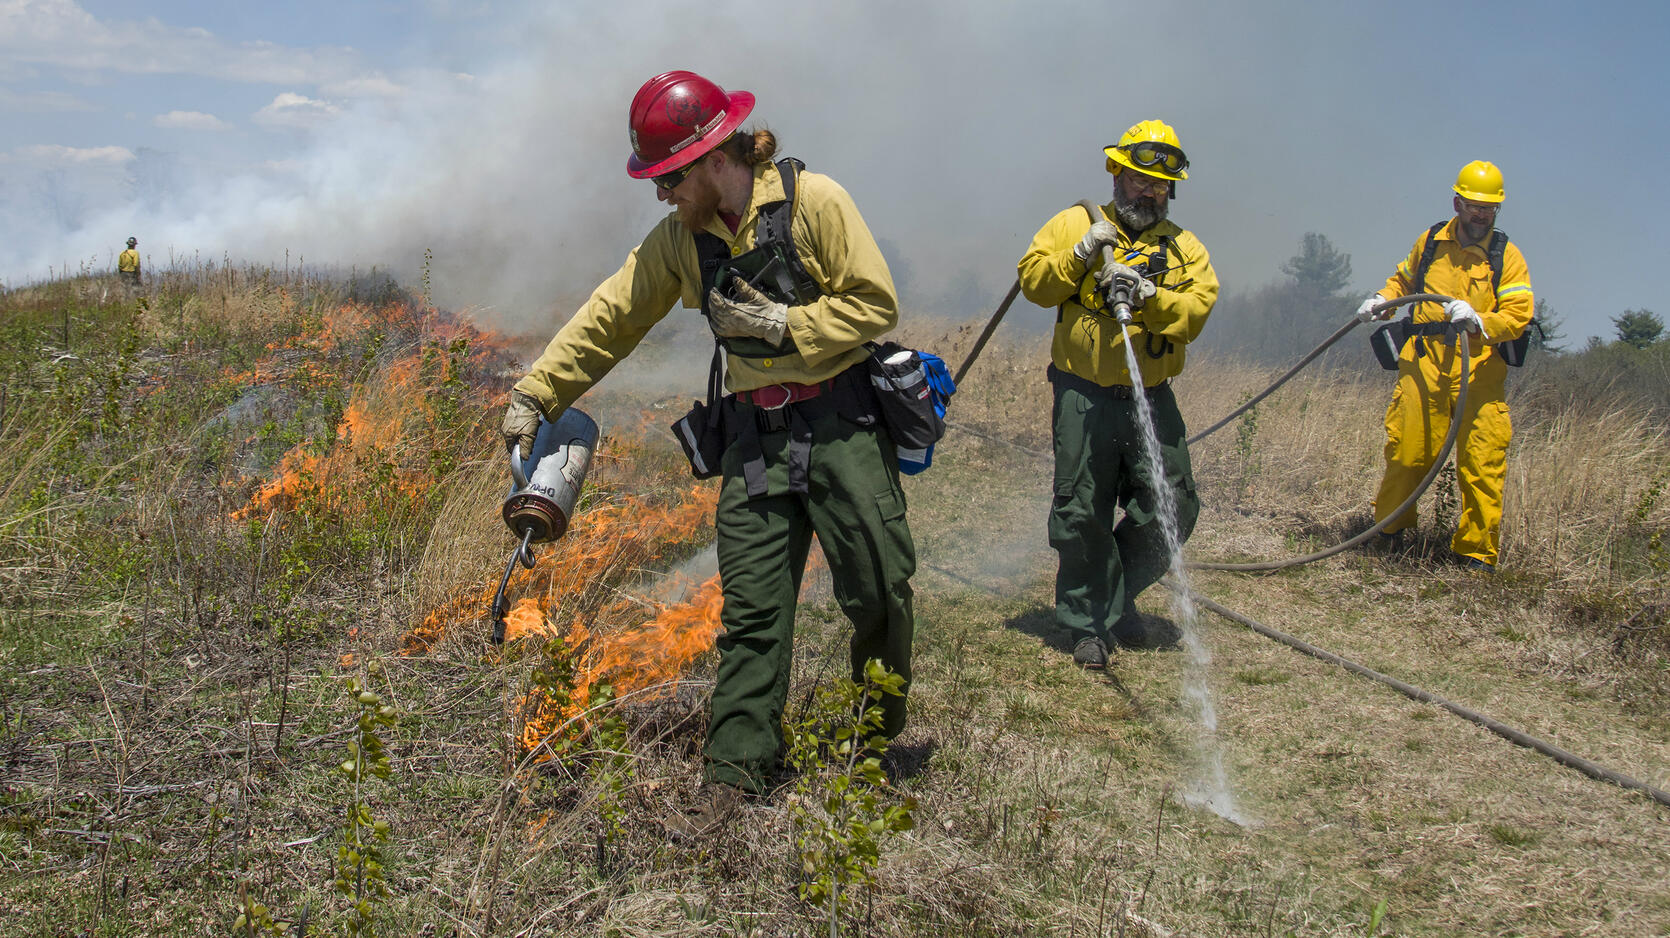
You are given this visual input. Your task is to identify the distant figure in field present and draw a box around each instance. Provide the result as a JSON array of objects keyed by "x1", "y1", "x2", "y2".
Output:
[
  {"x1": 118, "y1": 237, "x2": 140, "y2": 287},
  {"x1": 1354, "y1": 160, "x2": 1534, "y2": 573}
]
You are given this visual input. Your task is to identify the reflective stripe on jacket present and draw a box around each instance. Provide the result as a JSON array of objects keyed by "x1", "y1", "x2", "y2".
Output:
[
  {"x1": 515, "y1": 161, "x2": 898, "y2": 416},
  {"x1": 1017, "y1": 202, "x2": 1218, "y2": 388}
]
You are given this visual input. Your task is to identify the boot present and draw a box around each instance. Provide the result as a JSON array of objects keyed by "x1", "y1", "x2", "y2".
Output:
[{"x1": 1072, "y1": 636, "x2": 1111, "y2": 670}]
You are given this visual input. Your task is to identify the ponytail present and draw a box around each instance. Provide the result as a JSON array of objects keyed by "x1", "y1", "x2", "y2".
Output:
[{"x1": 719, "y1": 127, "x2": 777, "y2": 166}]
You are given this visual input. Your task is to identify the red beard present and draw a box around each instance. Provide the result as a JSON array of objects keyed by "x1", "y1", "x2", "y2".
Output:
[{"x1": 675, "y1": 173, "x2": 724, "y2": 230}]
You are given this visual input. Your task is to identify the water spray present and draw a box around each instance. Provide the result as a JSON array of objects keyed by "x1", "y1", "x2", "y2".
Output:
[
  {"x1": 1107, "y1": 257, "x2": 1247, "y2": 823},
  {"x1": 490, "y1": 407, "x2": 599, "y2": 644}
]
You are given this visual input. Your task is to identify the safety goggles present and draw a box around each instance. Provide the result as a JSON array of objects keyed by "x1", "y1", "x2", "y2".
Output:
[
  {"x1": 652, "y1": 158, "x2": 702, "y2": 190},
  {"x1": 1117, "y1": 141, "x2": 1188, "y2": 175}
]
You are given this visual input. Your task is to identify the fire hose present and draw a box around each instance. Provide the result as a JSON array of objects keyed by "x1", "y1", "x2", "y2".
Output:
[
  {"x1": 1191, "y1": 294, "x2": 1466, "y2": 573},
  {"x1": 951, "y1": 287, "x2": 1471, "y2": 573},
  {"x1": 1170, "y1": 582, "x2": 1670, "y2": 808}
]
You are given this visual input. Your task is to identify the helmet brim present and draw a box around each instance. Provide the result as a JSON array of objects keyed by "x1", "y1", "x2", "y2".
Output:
[
  {"x1": 626, "y1": 90, "x2": 755, "y2": 179},
  {"x1": 1452, "y1": 185, "x2": 1505, "y2": 204}
]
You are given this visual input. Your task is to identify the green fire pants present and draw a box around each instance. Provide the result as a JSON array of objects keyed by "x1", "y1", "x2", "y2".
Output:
[
  {"x1": 704, "y1": 404, "x2": 917, "y2": 793},
  {"x1": 1049, "y1": 377, "x2": 1198, "y2": 646}
]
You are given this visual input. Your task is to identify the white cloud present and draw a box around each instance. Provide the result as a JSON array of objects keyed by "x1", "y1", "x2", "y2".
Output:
[
  {"x1": 253, "y1": 92, "x2": 340, "y2": 130},
  {"x1": 0, "y1": 86, "x2": 96, "y2": 112},
  {"x1": 4, "y1": 143, "x2": 134, "y2": 165},
  {"x1": 0, "y1": 0, "x2": 363, "y2": 86},
  {"x1": 154, "y1": 109, "x2": 230, "y2": 130}
]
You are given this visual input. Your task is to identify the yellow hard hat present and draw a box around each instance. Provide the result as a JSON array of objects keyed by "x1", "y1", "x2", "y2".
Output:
[
  {"x1": 1104, "y1": 120, "x2": 1189, "y2": 181},
  {"x1": 1452, "y1": 160, "x2": 1505, "y2": 203}
]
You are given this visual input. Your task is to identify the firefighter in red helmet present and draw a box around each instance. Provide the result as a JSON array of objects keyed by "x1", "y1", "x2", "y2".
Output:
[{"x1": 503, "y1": 71, "x2": 917, "y2": 831}]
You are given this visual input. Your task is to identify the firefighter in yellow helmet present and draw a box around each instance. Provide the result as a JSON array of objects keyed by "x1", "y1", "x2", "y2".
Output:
[
  {"x1": 1355, "y1": 160, "x2": 1534, "y2": 571},
  {"x1": 118, "y1": 237, "x2": 140, "y2": 287},
  {"x1": 1016, "y1": 119, "x2": 1219, "y2": 669}
]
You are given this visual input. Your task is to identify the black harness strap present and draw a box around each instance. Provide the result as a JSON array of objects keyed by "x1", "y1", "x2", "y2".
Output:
[
  {"x1": 1413, "y1": 221, "x2": 1509, "y2": 296},
  {"x1": 1402, "y1": 221, "x2": 1513, "y2": 361},
  {"x1": 693, "y1": 158, "x2": 816, "y2": 359}
]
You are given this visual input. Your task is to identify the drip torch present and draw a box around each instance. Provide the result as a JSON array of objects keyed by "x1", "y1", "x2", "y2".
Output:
[{"x1": 490, "y1": 407, "x2": 599, "y2": 643}]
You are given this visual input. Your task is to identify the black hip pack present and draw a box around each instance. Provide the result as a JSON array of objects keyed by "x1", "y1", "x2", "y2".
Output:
[{"x1": 670, "y1": 343, "x2": 727, "y2": 479}]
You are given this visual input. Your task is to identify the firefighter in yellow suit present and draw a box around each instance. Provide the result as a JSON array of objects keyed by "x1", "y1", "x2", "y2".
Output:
[{"x1": 1356, "y1": 161, "x2": 1534, "y2": 571}]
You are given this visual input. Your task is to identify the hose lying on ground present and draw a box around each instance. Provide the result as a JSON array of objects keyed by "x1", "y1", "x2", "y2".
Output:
[
  {"x1": 1190, "y1": 320, "x2": 1467, "y2": 572},
  {"x1": 1172, "y1": 583, "x2": 1670, "y2": 809}
]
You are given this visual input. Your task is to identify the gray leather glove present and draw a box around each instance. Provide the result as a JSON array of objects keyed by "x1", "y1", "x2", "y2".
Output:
[
  {"x1": 501, "y1": 389, "x2": 545, "y2": 460},
  {"x1": 1094, "y1": 261, "x2": 1157, "y2": 309},
  {"x1": 1073, "y1": 219, "x2": 1120, "y2": 262},
  {"x1": 1356, "y1": 294, "x2": 1390, "y2": 322},
  {"x1": 707, "y1": 280, "x2": 788, "y2": 346},
  {"x1": 1444, "y1": 298, "x2": 1484, "y2": 335}
]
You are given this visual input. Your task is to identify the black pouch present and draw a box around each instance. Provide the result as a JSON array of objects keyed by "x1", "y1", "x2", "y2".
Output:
[
  {"x1": 1370, "y1": 319, "x2": 1411, "y2": 371},
  {"x1": 670, "y1": 344, "x2": 727, "y2": 479},
  {"x1": 713, "y1": 240, "x2": 822, "y2": 308},
  {"x1": 865, "y1": 341, "x2": 943, "y2": 450},
  {"x1": 1494, "y1": 319, "x2": 1543, "y2": 367}
]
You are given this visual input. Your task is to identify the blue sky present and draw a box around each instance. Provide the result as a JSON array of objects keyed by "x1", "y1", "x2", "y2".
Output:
[{"x1": 2, "y1": 0, "x2": 1664, "y2": 343}]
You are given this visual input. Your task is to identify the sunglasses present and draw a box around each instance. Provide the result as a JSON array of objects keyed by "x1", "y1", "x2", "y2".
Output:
[
  {"x1": 653, "y1": 158, "x2": 702, "y2": 190},
  {"x1": 1118, "y1": 141, "x2": 1188, "y2": 175}
]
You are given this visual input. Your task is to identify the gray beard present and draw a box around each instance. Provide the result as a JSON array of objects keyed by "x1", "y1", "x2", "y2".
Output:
[{"x1": 1113, "y1": 190, "x2": 1166, "y2": 232}]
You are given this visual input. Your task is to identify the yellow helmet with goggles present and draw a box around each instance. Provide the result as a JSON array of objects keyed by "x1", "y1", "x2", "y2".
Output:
[{"x1": 1104, "y1": 119, "x2": 1189, "y2": 181}]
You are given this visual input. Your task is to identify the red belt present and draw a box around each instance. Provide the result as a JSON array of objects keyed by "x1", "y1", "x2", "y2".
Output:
[{"x1": 735, "y1": 380, "x2": 826, "y2": 409}]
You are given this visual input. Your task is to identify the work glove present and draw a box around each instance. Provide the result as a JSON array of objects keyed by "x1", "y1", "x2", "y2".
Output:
[
  {"x1": 1072, "y1": 220, "x2": 1120, "y2": 262},
  {"x1": 1356, "y1": 294, "x2": 1391, "y2": 322},
  {"x1": 707, "y1": 280, "x2": 788, "y2": 346},
  {"x1": 1444, "y1": 298, "x2": 1485, "y2": 335},
  {"x1": 501, "y1": 389, "x2": 545, "y2": 461},
  {"x1": 1094, "y1": 261, "x2": 1157, "y2": 309}
]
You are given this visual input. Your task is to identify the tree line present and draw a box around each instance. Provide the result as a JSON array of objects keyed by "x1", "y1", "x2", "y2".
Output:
[{"x1": 1196, "y1": 232, "x2": 1669, "y2": 364}]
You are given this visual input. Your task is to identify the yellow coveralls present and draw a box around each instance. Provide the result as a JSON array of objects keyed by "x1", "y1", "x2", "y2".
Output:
[{"x1": 1372, "y1": 218, "x2": 1533, "y2": 565}]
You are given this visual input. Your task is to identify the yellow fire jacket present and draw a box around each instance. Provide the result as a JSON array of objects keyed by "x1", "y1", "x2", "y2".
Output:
[
  {"x1": 118, "y1": 249, "x2": 139, "y2": 273},
  {"x1": 515, "y1": 161, "x2": 899, "y2": 417},
  {"x1": 1017, "y1": 202, "x2": 1218, "y2": 388},
  {"x1": 1377, "y1": 217, "x2": 1534, "y2": 371}
]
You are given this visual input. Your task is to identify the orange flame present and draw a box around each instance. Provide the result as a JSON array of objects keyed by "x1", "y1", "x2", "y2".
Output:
[
  {"x1": 228, "y1": 299, "x2": 505, "y2": 522},
  {"x1": 517, "y1": 573, "x2": 725, "y2": 755},
  {"x1": 401, "y1": 483, "x2": 719, "y2": 654}
]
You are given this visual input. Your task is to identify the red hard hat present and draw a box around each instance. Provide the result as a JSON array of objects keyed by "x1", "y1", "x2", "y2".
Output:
[{"x1": 626, "y1": 70, "x2": 754, "y2": 179}]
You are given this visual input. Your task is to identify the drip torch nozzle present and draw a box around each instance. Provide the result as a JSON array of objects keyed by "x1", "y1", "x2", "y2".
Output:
[{"x1": 489, "y1": 528, "x2": 536, "y2": 645}]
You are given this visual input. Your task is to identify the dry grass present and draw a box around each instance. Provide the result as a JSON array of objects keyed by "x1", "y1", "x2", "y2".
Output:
[{"x1": 3, "y1": 277, "x2": 1667, "y2": 937}]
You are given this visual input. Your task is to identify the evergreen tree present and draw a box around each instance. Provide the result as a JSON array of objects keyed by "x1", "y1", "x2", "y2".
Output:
[
  {"x1": 1280, "y1": 232, "x2": 1353, "y2": 295},
  {"x1": 1612, "y1": 309, "x2": 1663, "y2": 349}
]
